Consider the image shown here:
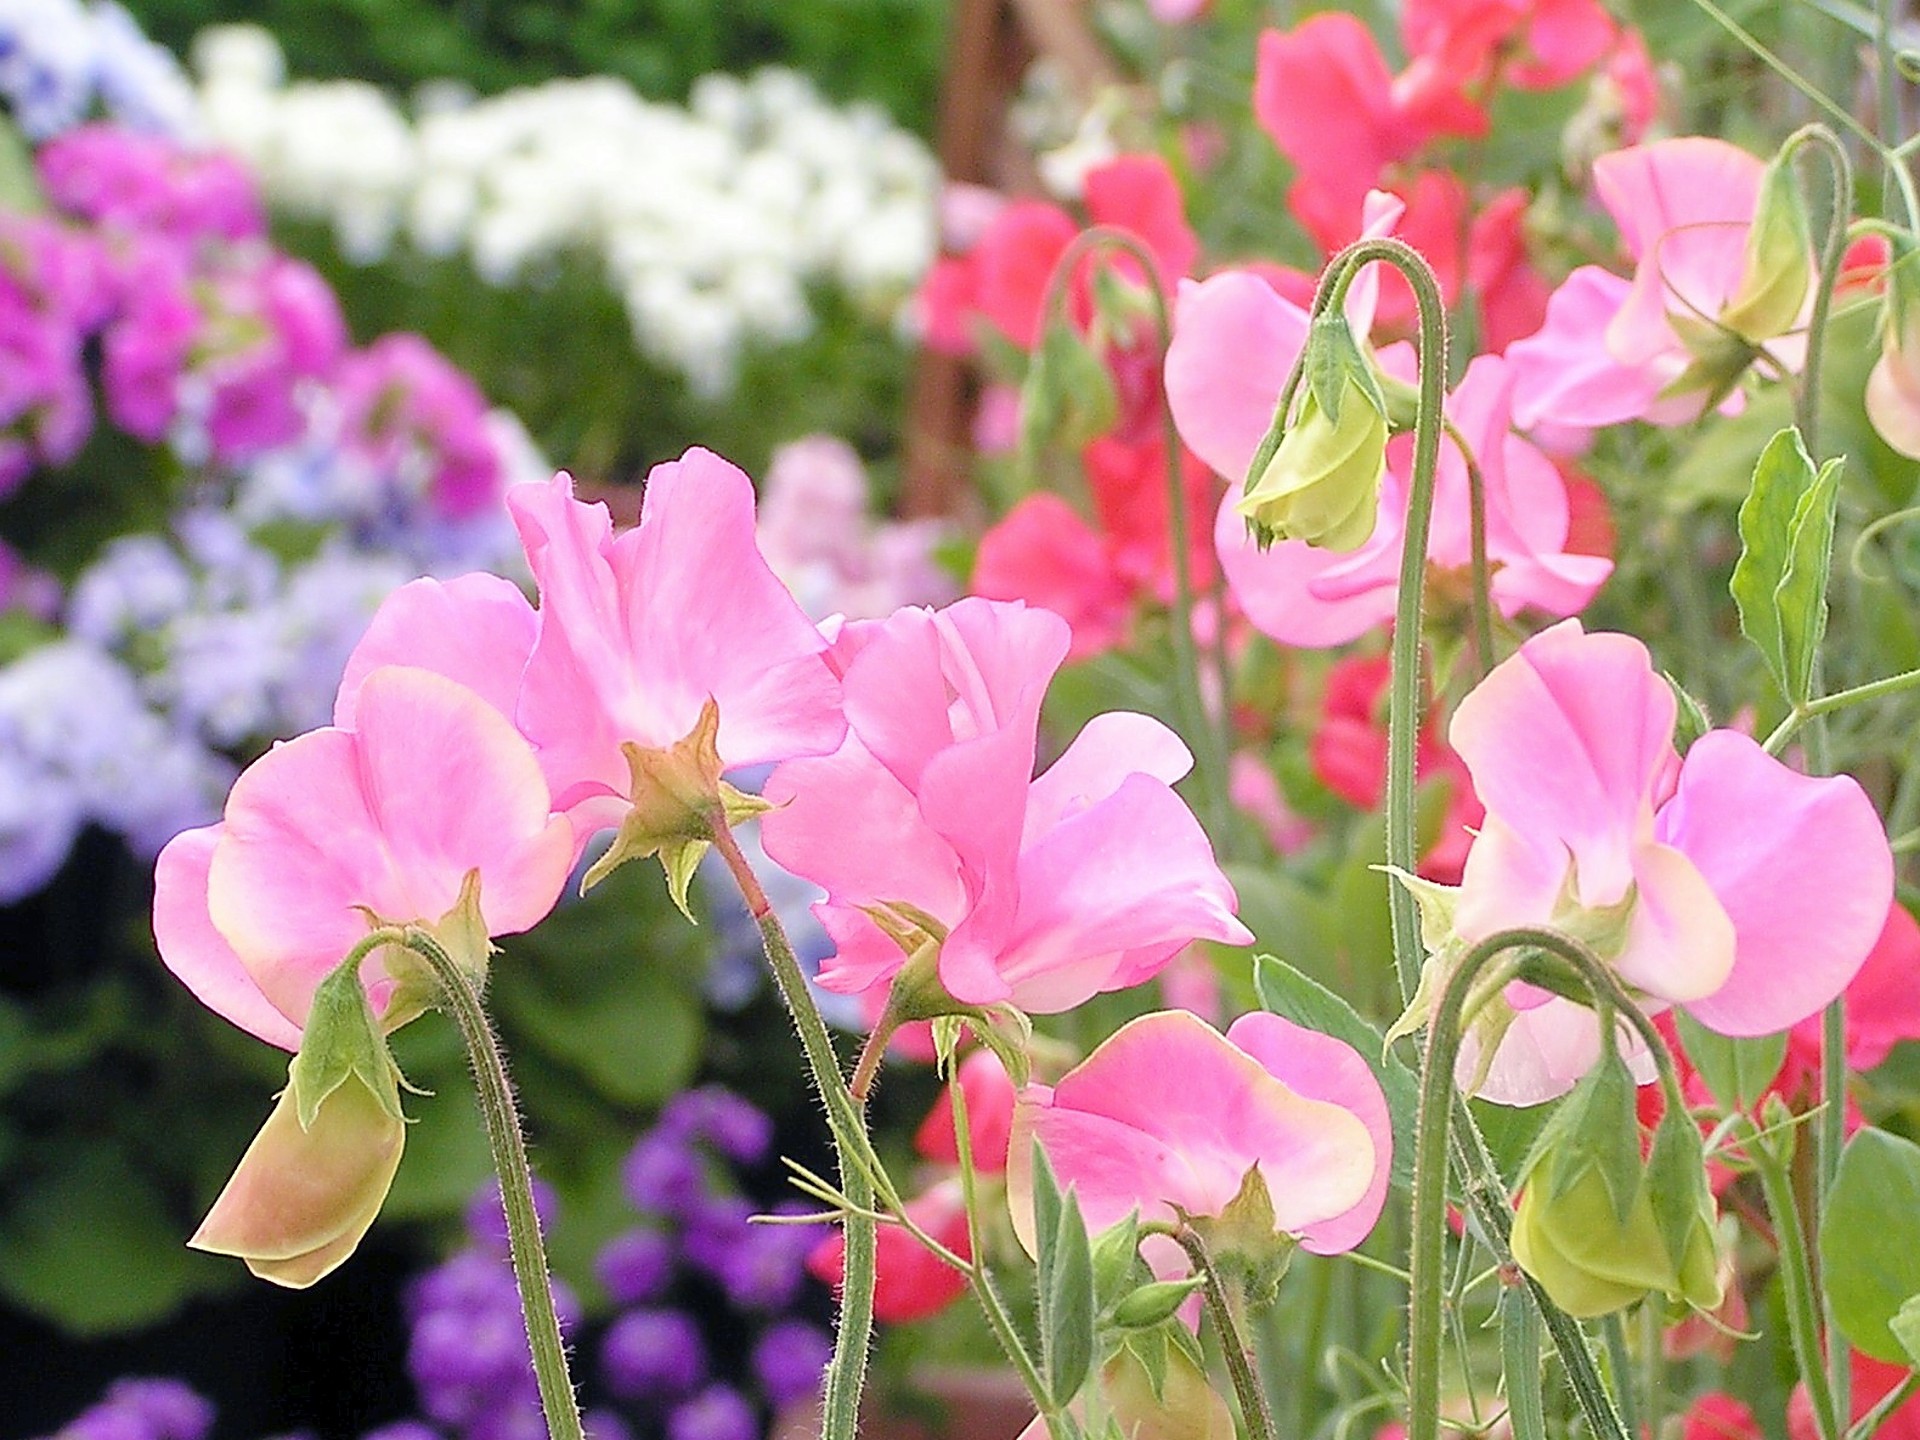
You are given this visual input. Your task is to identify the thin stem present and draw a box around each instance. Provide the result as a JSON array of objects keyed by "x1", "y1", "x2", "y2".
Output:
[
  {"x1": 1849, "y1": 1373, "x2": 1920, "y2": 1440},
  {"x1": 1603, "y1": 1315, "x2": 1642, "y2": 1440},
  {"x1": 707, "y1": 821, "x2": 872, "y2": 1440},
  {"x1": 401, "y1": 928, "x2": 585, "y2": 1440},
  {"x1": 1684, "y1": 0, "x2": 1884, "y2": 150},
  {"x1": 1409, "y1": 927, "x2": 1659, "y2": 1440},
  {"x1": 1174, "y1": 1226, "x2": 1280, "y2": 1440},
  {"x1": 1643, "y1": 1290, "x2": 1667, "y2": 1440},
  {"x1": 1762, "y1": 665, "x2": 1920, "y2": 753},
  {"x1": 1781, "y1": 125, "x2": 1855, "y2": 461},
  {"x1": 1750, "y1": 1114, "x2": 1840, "y2": 1440},
  {"x1": 1441, "y1": 417, "x2": 1496, "y2": 682},
  {"x1": 1033, "y1": 226, "x2": 1236, "y2": 854}
]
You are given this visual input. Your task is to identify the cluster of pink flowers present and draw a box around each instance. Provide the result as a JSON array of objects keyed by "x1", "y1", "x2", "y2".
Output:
[{"x1": 155, "y1": 448, "x2": 1346, "y2": 1289}]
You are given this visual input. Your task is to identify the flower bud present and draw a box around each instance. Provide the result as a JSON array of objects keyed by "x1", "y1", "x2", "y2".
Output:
[
  {"x1": 1510, "y1": 1152, "x2": 1721, "y2": 1319},
  {"x1": 1236, "y1": 376, "x2": 1386, "y2": 553},
  {"x1": 189, "y1": 1067, "x2": 406, "y2": 1288},
  {"x1": 1719, "y1": 146, "x2": 1813, "y2": 346}
]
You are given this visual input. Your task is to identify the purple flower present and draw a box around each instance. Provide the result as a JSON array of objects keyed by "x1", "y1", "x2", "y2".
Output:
[
  {"x1": 582, "y1": 1410, "x2": 635, "y2": 1440},
  {"x1": 595, "y1": 1226, "x2": 675, "y2": 1306},
  {"x1": 599, "y1": 1309, "x2": 705, "y2": 1401},
  {"x1": 712, "y1": 1220, "x2": 811, "y2": 1313},
  {"x1": 333, "y1": 334, "x2": 504, "y2": 520},
  {"x1": 752, "y1": 1320, "x2": 833, "y2": 1409},
  {"x1": 37, "y1": 125, "x2": 262, "y2": 241},
  {"x1": 659, "y1": 1086, "x2": 773, "y2": 1167},
  {"x1": 666, "y1": 1385, "x2": 759, "y2": 1440},
  {"x1": 358, "y1": 1425, "x2": 442, "y2": 1440},
  {"x1": 680, "y1": 1194, "x2": 754, "y2": 1281},
  {"x1": 622, "y1": 1130, "x2": 711, "y2": 1219},
  {"x1": 38, "y1": 1377, "x2": 215, "y2": 1440}
]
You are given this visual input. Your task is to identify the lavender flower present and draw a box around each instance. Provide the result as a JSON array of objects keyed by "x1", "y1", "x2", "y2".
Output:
[
  {"x1": 37, "y1": 1376, "x2": 214, "y2": 1440},
  {"x1": 621, "y1": 1129, "x2": 711, "y2": 1219},
  {"x1": 658, "y1": 1085, "x2": 773, "y2": 1167},
  {"x1": 665, "y1": 1385, "x2": 758, "y2": 1440},
  {"x1": 751, "y1": 1320, "x2": 832, "y2": 1409},
  {"x1": 599, "y1": 1309, "x2": 706, "y2": 1401},
  {"x1": 594, "y1": 1226, "x2": 675, "y2": 1306}
]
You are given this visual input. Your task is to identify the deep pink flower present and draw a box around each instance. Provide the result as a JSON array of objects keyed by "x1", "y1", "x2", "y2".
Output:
[
  {"x1": 807, "y1": 1178, "x2": 971, "y2": 1323},
  {"x1": 972, "y1": 435, "x2": 1217, "y2": 660},
  {"x1": 334, "y1": 334, "x2": 503, "y2": 518},
  {"x1": 1444, "y1": 621, "x2": 1892, "y2": 1104},
  {"x1": 760, "y1": 598, "x2": 1248, "y2": 1014},
  {"x1": 37, "y1": 124, "x2": 264, "y2": 242},
  {"x1": 1791, "y1": 1355, "x2": 1920, "y2": 1440},
  {"x1": 1008, "y1": 1010, "x2": 1392, "y2": 1262},
  {"x1": 102, "y1": 240, "x2": 198, "y2": 441},
  {"x1": 507, "y1": 453, "x2": 846, "y2": 839},
  {"x1": 913, "y1": 1049, "x2": 1018, "y2": 1173}
]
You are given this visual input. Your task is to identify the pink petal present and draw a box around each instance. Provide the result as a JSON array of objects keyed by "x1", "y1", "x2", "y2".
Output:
[
  {"x1": 1658, "y1": 731, "x2": 1894, "y2": 1037},
  {"x1": 1463, "y1": 994, "x2": 1608, "y2": 1105},
  {"x1": 1592, "y1": 137, "x2": 1764, "y2": 267},
  {"x1": 153, "y1": 824, "x2": 304, "y2": 1050},
  {"x1": 1508, "y1": 267, "x2": 1667, "y2": 430},
  {"x1": 1224, "y1": 1012, "x2": 1391, "y2": 1253},
  {"x1": 1612, "y1": 840, "x2": 1736, "y2": 1004},
  {"x1": 333, "y1": 574, "x2": 537, "y2": 731},
  {"x1": 971, "y1": 493, "x2": 1132, "y2": 661},
  {"x1": 209, "y1": 667, "x2": 572, "y2": 1027},
  {"x1": 970, "y1": 773, "x2": 1249, "y2": 1012},
  {"x1": 1213, "y1": 491, "x2": 1400, "y2": 647},
  {"x1": 1166, "y1": 271, "x2": 1309, "y2": 483},
  {"x1": 1448, "y1": 621, "x2": 1675, "y2": 909},
  {"x1": 619, "y1": 448, "x2": 845, "y2": 768},
  {"x1": 1022, "y1": 711, "x2": 1193, "y2": 847},
  {"x1": 1084, "y1": 154, "x2": 1198, "y2": 287}
]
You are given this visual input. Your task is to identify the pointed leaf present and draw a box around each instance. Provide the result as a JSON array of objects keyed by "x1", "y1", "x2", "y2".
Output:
[
  {"x1": 1645, "y1": 1107, "x2": 1711, "y2": 1276},
  {"x1": 1501, "y1": 1291, "x2": 1547, "y2": 1440},
  {"x1": 1046, "y1": 1187, "x2": 1098, "y2": 1409},
  {"x1": 290, "y1": 961, "x2": 402, "y2": 1130},
  {"x1": 1665, "y1": 673, "x2": 1712, "y2": 751},
  {"x1": 1731, "y1": 428, "x2": 1842, "y2": 705},
  {"x1": 1109, "y1": 1276, "x2": 1206, "y2": 1331}
]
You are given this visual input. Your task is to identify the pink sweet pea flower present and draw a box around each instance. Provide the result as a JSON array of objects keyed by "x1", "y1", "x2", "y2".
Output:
[
  {"x1": 1181, "y1": 324, "x2": 1610, "y2": 647},
  {"x1": 914, "y1": 1048, "x2": 1018, "y2": 1173},
  {"x1": 1007, "y1": 1010, "x2": 1392, "y2": 1264},
  {"x1": 1443, "y1": 620, "x2": 1892, "y2": 1104},
  {"x1": 1509, "y1": 137, "x2": 1808, "y2": 431},
  {"x1": 506, "y1": 451, "x2": 845, "y2": 840},
  {"x1": 760, "y1": 597, "x2": 1249, "y2": 1015},
  {"x1": 807, "y1": 1178, "x2": 971, "y2": 1323},
  {"x1": 153, "y1": 665, "x2": 575, "y2": 1284}
]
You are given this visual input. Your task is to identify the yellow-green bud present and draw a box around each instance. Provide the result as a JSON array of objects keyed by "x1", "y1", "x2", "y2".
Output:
[
  {"x1": 1719, "y1": 147, "x2": 1813, "y2": 346},
  {"x1": 1510, "y1": 1160, "x2": 1722, "y2": 1319},
  {"x1": 1236, "y1": 377, "x2": 1387, "y2": 553}
]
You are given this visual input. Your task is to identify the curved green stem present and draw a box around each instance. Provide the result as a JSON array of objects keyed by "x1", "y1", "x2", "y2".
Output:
[
  {"x1": 1441, "y1": 415, "x2": 1496, "y2": 681},
  {"x1": 1174, "y1": 1225, "x2": 1280, "y2": 1440},
  {"x1": 1032, "y1": 226, "x2": 1236, "y2": 854},
  {"x1": 707, "y1": 821, "x2": 872, "y2": 1440},
  {"x1": 1780, "y1": 125, "x2": 1854, "y2": 462},
  {"x1": 399, "y1": 928, "x2": 585, "y2": 1440},
  {"x1": 1764, "y1": 666, "x2": 1920, "y2": 752},
  {"x1": 1407, "y1": 927, "x2": 1670, "y2": 1440}
]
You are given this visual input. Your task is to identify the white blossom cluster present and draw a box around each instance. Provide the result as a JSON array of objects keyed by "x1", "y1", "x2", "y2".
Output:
[{"x1": 192, "y1": 27, "x2": 941, "y2": 397}]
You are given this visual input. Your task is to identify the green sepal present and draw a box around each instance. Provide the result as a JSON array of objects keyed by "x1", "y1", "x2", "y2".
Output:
[
  {"x1": 289, "y1": 960, "x2": 405, "y2": 1132},
  {"x1": 1108, "y1": 1276, "x2": 1206, "y2": 1331},
  {"x1": 1305, "y1": 311, "x2": 1386, "y2": 424},
  {"x1": 1731, "y1": 427, "x2": 1842, "y2": 707},
  {"x1": 1719, "y1": 145, "x2": 1814, "y2": 345},
  {"x1": 1890, "y1": 1295, "x2": 1920, "y2": 1368},
  {"x1": 1186, "y1": 1166, "x2": 1296, "y2": 1312},
  {"x1": 1644, "y1": 1104, "x2": 1713, "y2": 1279},
  {"x1": 1665, "y1": 672, "x2": 1713, "y2": 751},
  {"x1": 582, "y1": 698, "x2": 728, "y2": 897},
  {"x1": 1535, "y1": 1044, "x2": 1642, "y2": 1225},
  {"x1": 1089, "y1": 1210, "x2": 1143, "y2": 1306}
]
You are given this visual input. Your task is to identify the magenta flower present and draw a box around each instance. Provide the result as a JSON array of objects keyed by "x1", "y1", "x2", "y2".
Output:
[
  {"x1": 760, "y1": 597, "x2": 1248, "y2": 1014},
  {"x1": 1007, "y1": 1009, "x2": 1392, "y2": 1261},
  {"x1": 1440, "y1": 621, "x2": 1892, "y2": 1104},
  {"x1": 505, "y1": 452, "x2": 846, "y2": 838},
  {"x1": 1508, "y1": 137, "x2": 1808, "y2": 431},
  {"x1": 334, "y1": 334, "x2": 502, "y2": 519}
]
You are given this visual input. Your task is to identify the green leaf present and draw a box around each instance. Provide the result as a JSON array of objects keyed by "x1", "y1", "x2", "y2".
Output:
[
  {"x1": 1045, "y1": 1187, "x2": 1098, "y2": 1409},
  {"x1": 1501, "y1": 1291, "x2": 1547, "y2": 1440},
  {"x1": 1108, "y1": 1276, "x2": 1206, "y2": 1330},
  {"x1": 1672, "y1": 1012, "x2": 1787, "y2": 1113},
  {"x1": 1254, "y1": 954, "x2": 1416, "y2": 1190},
  {"x1": 1730, "y1": 427, "x2": 1843, "y2": 705},
  {"x1": 1031, "y1": 1139, "x2": 1064, "y2": 1292},
  {"x1": 1821, "y1": 1127, "x2": 1920, "y2": 1361}
]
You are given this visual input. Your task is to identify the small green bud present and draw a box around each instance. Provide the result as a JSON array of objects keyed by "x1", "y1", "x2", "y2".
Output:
[
  {"x1": 1719, "y1": 147, "x2": 1813, "y2": 346},
  {"x1": 1236, "y1": 379, "x2": 1387, "y2": 553}
]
